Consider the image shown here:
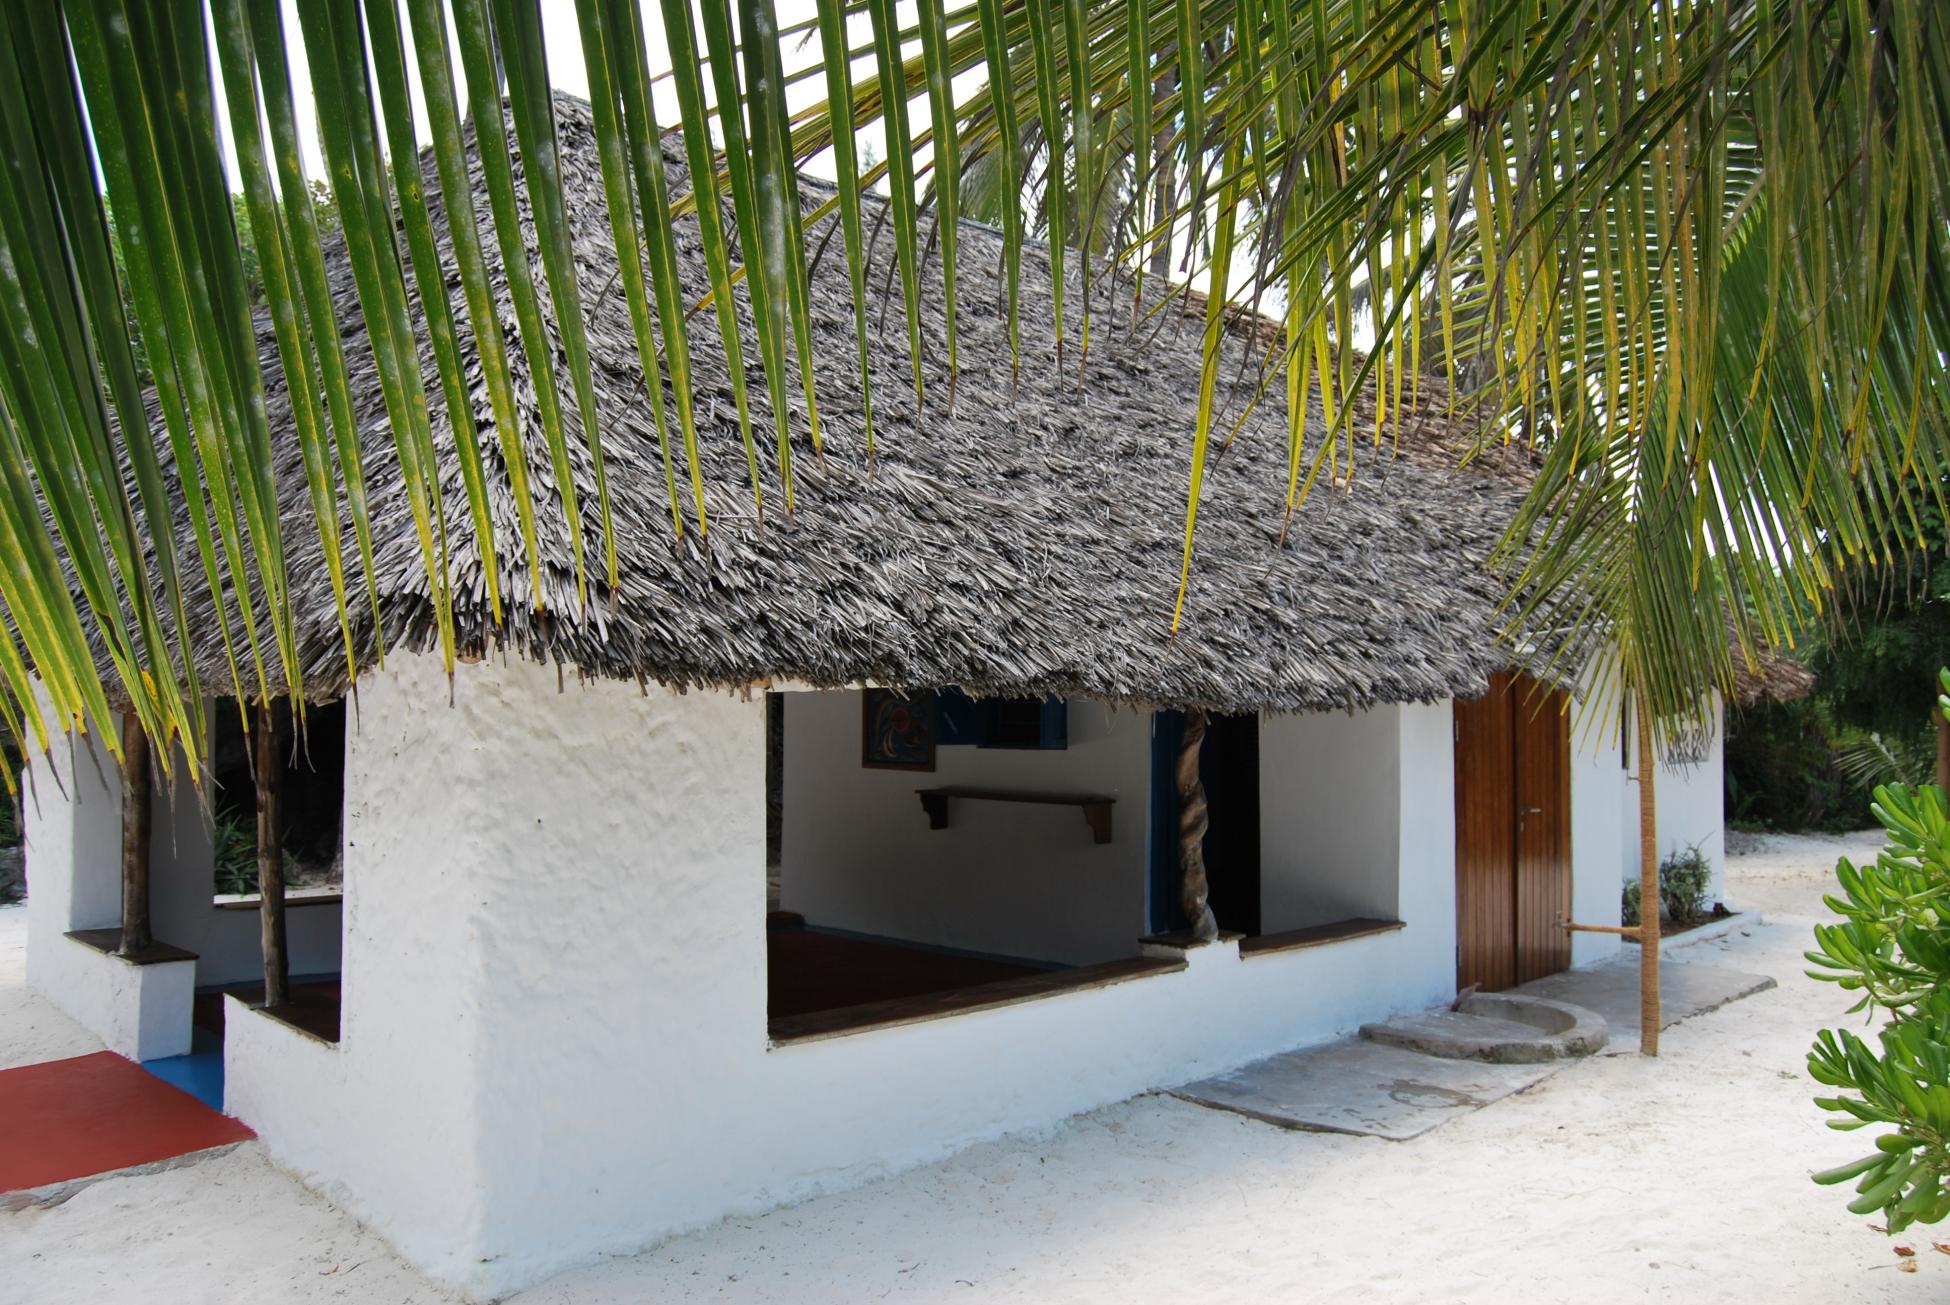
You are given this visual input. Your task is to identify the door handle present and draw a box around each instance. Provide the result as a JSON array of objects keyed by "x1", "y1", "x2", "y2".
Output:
[{"x1": 1520, "y1": 805, "x2": 1543, "y2": 815}]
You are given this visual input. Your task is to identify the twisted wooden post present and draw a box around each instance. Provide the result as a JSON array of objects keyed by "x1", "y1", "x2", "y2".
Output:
[
  {"x1": 1637, "y1": 697, "x2": 1660, "y2": 1056},
  {"x1": 117, "y1": 713, "x2": 152, "y2": 956},
  {"x1": 1177, "y1": 708, "x2": 1219, "y2": 942}
]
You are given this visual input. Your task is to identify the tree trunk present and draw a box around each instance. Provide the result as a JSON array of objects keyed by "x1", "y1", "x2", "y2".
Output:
[
  {"x1": 256, "y1": 700, "x2": 288, "y2": 1009},
  {"x1": 1177, "y1": 708, "x2": 1219, "y2": 941},
  {"x1": 1637, "y1": 697, "x2": 1661, "y2": 1056},
  {"x1": 117, "y1": 714, "x2": 152, "y2": 957}
]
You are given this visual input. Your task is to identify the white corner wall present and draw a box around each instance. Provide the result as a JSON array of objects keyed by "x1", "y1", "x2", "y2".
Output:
[
  {"x1": 21, "y1": 701, "x2": 196, "y2": 1059},
  {"x1": 779, "y1": 691, "x2": 1148, "y2": 965},
  {"x1": 1259, "y1": 706, "x2": 1408, "y2": 931},
  {"x1": 229, "y1": 656, "x2": 1467, "y2": 1300},
  {"x1": 1568, "y1": 682, "x2": 1627, "y2": 968},
  {"x1": 1618, "y1": 692, "x2": 1730, "y2": 907}
]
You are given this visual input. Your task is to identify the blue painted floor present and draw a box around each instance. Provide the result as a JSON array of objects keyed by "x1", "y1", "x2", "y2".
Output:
[{"x1": 141, "y1": 1026, "x2": 224, "y2": 1111}]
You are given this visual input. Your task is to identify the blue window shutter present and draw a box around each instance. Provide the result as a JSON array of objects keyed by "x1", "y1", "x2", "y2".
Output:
[
  {"x1": 933, "y1": 689, "x2": 982, "y2": 745},
  {"x1": 1038, "y1": 699, "x2": 1068, "y2": 749}
]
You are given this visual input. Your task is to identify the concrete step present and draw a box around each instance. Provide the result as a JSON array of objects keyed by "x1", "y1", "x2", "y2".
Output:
[{"x1": 1359, "y1": 992, "x2": 1607, "y2": 1063}]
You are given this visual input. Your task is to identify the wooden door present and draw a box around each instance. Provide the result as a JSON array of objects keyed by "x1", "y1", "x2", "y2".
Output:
[{"x1": 1455, "y1": 673, "x2": 1571, "y2": 991}]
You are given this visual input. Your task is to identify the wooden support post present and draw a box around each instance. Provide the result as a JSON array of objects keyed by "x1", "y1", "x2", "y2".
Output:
[
  {"x1": 1637, "y1": 698, "x2": 1660, "y2": 1056},
  {"x1": 117, "y1": 714, "x2": 152, "y2": 957},
  {"x1": 257, "y1": 700, "x2": 288, "y2": 1009},
  {"x1": 1177, "y1": 708, "x2": 1219, "y2": 942}
]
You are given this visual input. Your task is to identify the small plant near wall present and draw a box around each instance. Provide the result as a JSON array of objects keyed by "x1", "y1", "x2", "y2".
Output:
[
  {"x1": 1807, "y1": 670, "x2": 1950, "y2": 1232},
  {"x1": 1660, "y1": 846, "x2": 1712, "y2": 924},
  {"x1": 1621, "y1": 845, "x2": 1714, "y2": 928}
]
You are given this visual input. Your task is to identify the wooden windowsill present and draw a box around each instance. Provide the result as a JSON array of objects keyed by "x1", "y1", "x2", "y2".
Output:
[
  {"x1": 1237, "y1": 917, "x2": 1405, "y2": 959},
  {"x1": 66, "y1": 928, "x2": 199, "y2": 966},
  {"x1": 769, "y1": 954, "x2": 1185, "y2": 1046},
  {"x1": 1139, "y1": 929, "x2": 1246, "y2": 951},
  {"x1": 213, "y1": 890, "x2": 343, "y2": 912}
]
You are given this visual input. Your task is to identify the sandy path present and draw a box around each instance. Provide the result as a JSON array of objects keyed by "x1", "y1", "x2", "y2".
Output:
[
  {"x1": 5, "y1": 829, "x2": 1942, "y2": 1302},
  {"x1": 0, "y1": 904, "x2": 107, "y2": 1071}
]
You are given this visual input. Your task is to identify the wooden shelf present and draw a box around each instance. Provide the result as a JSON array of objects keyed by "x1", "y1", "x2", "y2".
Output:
[{"x1": 915, "y1": 787, "x2": 1115, "y2": 844}]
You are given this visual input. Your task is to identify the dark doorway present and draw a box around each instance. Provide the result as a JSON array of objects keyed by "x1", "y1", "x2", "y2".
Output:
[{"x1": 1148, "y1": 711, "x2": 1262, "y2": 936}]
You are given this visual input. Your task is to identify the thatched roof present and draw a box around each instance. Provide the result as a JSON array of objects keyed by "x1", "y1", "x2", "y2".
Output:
[
  {"x1": 133, "y1": 95, "x2": 1533, "y2": 715},
  {"x1": 1729, "y1": 646, "x2": 1816, "y2": 706}
]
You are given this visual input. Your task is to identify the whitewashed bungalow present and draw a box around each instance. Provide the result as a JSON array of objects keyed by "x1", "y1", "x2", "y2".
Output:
[{"x1": 23, "y1": 98, "x2": 1750, "y2": 1296}]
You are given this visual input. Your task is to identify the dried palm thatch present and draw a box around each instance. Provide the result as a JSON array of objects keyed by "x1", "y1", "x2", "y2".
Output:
[
  {"x1": 131, "y1": 96, "x2": 1535, "y2": 716},
  {"x1": 1728, "y1": 645, "x2": 1816, "y2": 707}
]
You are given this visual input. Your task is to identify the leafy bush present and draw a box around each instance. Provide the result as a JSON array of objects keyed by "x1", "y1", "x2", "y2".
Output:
[
  {"x1": 212, "y1": 805, "x2": 259, "y2": 896},
  {"x1": 1808, "y1": 671, "x2": 1950, "y2": 1232},
  {"x1": 1660, "y1": 847, "x2": 1712, "y2": 923},
  {"x1": 1620, "y1": 847, "x2": 1713, "y2": 927}
]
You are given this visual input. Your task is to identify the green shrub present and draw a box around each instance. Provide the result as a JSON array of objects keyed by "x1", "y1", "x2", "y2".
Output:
[
  {"x1": 212, "y1": 805, "x2": 259, "y2": 896},
  {"x1": 1660, "y1": 846, "x2": 1712, "y2": 923},
  {"x1": 1807, "y1": 780, "x2": 1950, "y2": 1231},
  {"x1": 1621, "y1": 847, "x2": 1713, "y2": 927},
  {"x1": 1808, "y1": 670, "x2": 1950, "y2": 1232}
]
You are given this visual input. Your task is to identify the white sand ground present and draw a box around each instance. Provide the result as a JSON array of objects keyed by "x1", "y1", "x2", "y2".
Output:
[{"x1": 4, "y1": 829, "x2": 1945, "y2": 1303}]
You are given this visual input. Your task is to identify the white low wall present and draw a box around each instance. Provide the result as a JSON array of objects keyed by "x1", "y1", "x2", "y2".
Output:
[
  {"x1": 21, "y1": 706, "x2": 194, "y2": 1059},
  {"x1": 779, "y1": 691, "x2": 1148, "y2": 965},
  {"x1": 228, "y1": 653, "x2": 1463, "y2": 1299}
]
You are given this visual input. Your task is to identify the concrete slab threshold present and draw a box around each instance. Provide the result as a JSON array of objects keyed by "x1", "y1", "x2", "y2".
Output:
[
  {"x1": 1173, "y1": 958, "x2": 1776, "y2": 1138},
  {"x1": 1514, "y1": 955, "x2": 1776, "y2": 1055},
  {"x1": 1171, "y1": 1039, "x2": 1561, "y2": 1140}
]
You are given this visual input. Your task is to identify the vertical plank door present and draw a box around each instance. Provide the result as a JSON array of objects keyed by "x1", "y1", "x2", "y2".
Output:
[
  {"x1": 1455, "y1": 673, "x2": 1573, "y2": 991},
  {"x1": 1454, "y1": 673, "x2": 1517, "y2": 992},
  {"x1": 1512, "y1": 680, "x2": 1572, "y2": 984}
]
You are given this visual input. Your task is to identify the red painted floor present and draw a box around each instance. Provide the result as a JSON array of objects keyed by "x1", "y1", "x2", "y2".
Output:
[{"x1": 0, "y1": 1051, "x2": 254, "y2": 1192}]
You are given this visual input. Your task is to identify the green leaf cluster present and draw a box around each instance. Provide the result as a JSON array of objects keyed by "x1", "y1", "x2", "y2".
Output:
[{"x1": 1808, "y1": 699, "x2": 1950, "y2": 1230}]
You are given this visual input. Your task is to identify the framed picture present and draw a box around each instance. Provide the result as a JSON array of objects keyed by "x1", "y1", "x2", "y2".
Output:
[{"x1": 862, "y1": 688, "x2": 936, "y2": 771}]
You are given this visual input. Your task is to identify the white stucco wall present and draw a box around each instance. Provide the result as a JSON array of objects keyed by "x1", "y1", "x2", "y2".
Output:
[
  {"x1": 778, "y1": 691, "x2": 1149, "y2": 964},
  {"x1": 228, "y1": 654, "x2": 1466, "y2": 1299},
  {"x1": 1619, "y1": 693, "x2": 1730, "y2": 907},
  {"x1": 1567, "y1": 681, "x2": 1627, "y2": 968},
  {"x1": 1259, "y1": 706, "x2": 1412, "y2": 931}
]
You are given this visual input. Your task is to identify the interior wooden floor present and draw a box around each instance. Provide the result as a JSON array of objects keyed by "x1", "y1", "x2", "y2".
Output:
[
  {"x1": 176, "y1": 930, "x2": 1054, "y2": 1051},
  {"x1": 194, "y1": 979, "x2": 342, "y2": 1044},
  {"x1": 768, "y1": 924, "x2": 1050, "y2": 1021}
]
